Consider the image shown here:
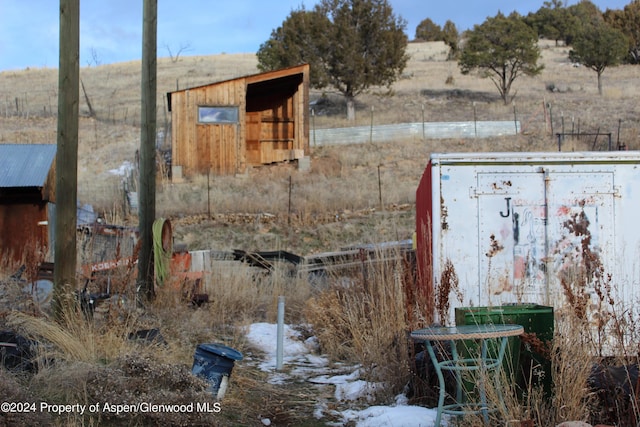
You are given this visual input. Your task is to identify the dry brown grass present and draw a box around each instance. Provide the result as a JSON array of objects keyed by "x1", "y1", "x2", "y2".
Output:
[
  {"x1": 2, "y1": 40, "x2": 640, "y2": 426},
  {"x1": 0, "y1": 265, "x2": 324, "y2": 426},
  {"x1": 304, "y1": 247, "x2": 416, "y2": 404},
  {"x1": 441, "y1": 255, "x2": 640, "y2": 426},
  {"x1": 2, "y1": 42, "x2": 639, "y2": 246}
]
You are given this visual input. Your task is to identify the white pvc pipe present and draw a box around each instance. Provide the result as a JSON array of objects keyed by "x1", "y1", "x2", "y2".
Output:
[{"x1": 276, "y1": 296, "x2": 285, "y2": 371}]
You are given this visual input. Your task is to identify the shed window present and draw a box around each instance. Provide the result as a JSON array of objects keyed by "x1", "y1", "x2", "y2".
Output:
[{"x1": 198, "y1": 106, "x2": 239, "y2": 124}]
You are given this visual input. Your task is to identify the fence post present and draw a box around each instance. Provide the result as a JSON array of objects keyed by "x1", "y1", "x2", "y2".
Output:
[
  {"x1": 377, "y1": 164, "x2": 383, "y2": 212},
  {"x1": 422, "y1": 103, "x2": 426, "y2": 141},
  {"x1": 288, "y1": 175, "x2": 292, "y2": 225},
  {"x1": 473, "y1": 101, "x2": 477, "y2": 138},
  {"x1": 369, "y1": 106, "x2": 374, "y2": 144},
  {"x1": 311, "y1": 108, "x2": 316, "y2": 147},
  {"x1": 276, "y1": 296, "x2": 285, "y2": 371}
]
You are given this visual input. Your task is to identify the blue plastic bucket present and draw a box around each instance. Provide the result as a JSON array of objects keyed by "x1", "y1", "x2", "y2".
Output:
[{"x1": 192, "y1": 343, "x2": 243, "y2": 399}]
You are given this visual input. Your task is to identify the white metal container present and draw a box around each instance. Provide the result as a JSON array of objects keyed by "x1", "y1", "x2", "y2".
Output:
[{"x1": 415, "y1": 151, "x2": 640, "y2": 338}]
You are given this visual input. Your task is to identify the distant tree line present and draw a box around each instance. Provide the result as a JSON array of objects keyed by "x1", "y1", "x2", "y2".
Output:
[
  {"x1": 415, "y1": 0, "x2": 637, "y2": 66},
  {"x1": 418, "y1": 0, "x2": 633, "y2": 99},
  {"x1": 257, "y1": 0, "x2": 636, "y2": 119},
  {"x1": 414, "y1": 18, "x2": 459, "y2": 59}
]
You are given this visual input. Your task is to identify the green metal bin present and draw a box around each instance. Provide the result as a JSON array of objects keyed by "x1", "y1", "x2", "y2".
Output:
[{"x1": 455, "y1": 304, "x2": 554, "y2": 397}]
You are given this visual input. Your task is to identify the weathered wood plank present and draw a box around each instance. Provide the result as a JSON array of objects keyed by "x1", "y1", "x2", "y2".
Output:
[{"x1": 169, "y1": 64, "x2": 309, "y2": 175}]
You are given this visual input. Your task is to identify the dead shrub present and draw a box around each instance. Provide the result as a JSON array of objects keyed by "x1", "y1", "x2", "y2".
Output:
[{"x1": 304, "y1": 250, "x2": 412, "y2": 402}]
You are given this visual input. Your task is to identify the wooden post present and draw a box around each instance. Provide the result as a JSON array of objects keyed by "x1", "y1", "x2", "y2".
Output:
[
  {"x1": 473, "y1": 102, "x2": 477, "y2": 138},
  {"x1": 53, "y1": 0, "x2": 80, "y2": 320},
  {"x1": 377, "y1": 164, "x2": 383, "y2": 212},
  {"x1": 80, "y1": 79, "x2": 96, "y2": 118},
  {"x1": 137, "y1": 0, "x2": 158, "y2": 301},
  {"x1": 617, "y1": 119, "x2": 622, "y2": 149},
  {"x1": 421, "y1": 103, "x2": 425, "y2": 141},
  {"x1": 311, "y1": 109, "x2": 316, "y2": 147},
  {"x1": 369, "y1": 106, "x2": 374, "y2": 144},
  {"x1": 288, "y1": 175, "x2": 292, "y2": 225}
]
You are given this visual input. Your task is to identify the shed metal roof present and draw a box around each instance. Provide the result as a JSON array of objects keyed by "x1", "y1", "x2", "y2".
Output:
[{"x1": 0, "y1": 144, "x2": 56, "y2": 188}]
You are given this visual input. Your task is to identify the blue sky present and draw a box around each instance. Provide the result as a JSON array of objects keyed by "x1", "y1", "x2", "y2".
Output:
[{"x1": 0, "y1": 0, "x2": 632, "y2": 71}]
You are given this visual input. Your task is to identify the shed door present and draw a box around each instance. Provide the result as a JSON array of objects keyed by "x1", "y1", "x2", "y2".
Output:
[
  {"x1": 544, "y1": 172, "x2": 615, "y2": 310},
  {"x1": 477, "y1": 172, "x2": 545, "y2": 306},
  {"x1": 477, "y1": 171, "x2": 615, "y2": 307},
  {"x1": 196, "y1": 123, "x2": 239, "y2": 175}
]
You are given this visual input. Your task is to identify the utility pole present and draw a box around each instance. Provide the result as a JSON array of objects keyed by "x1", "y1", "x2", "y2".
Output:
[
  {"x1": 137, "y1": 0, "x2": 158, "y2": 301},
  {"x1": 53, "y1": 0, "x2": 80, "y2": 320}
]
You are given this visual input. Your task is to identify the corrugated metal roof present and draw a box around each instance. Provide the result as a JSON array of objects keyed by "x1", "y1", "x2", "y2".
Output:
[{"x1": 0, "y1": 144, "x2": 56, "y2": 188}]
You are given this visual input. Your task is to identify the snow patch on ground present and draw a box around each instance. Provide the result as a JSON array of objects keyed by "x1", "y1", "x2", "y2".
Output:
[{"x1": 244, "y1": 322, "x2": 444, "y2": 427}]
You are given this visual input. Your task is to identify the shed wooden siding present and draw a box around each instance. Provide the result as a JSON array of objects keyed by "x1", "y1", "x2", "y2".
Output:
[
  {"x1": 171, "y1": 80, "x2": 246, "y2": 176},
  {"x1": 169, "y1": 64, "x2": 309, "y2": 176}
]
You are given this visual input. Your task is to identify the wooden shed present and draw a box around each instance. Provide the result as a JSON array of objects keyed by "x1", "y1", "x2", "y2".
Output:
[
  {"x1": 167, "y1": 63, "x2": 310, "y2": 177},
  {"x1": 0, "y1": 144, "x2": 56, "y2": 265}
]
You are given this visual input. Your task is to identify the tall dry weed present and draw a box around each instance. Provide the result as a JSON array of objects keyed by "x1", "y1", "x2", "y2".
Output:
[
  {"x1": 548, "y1": 313, "x2": 595, "y2": 425},
  {"x1": 440, "y1": 311, "x2": 593, "y2": 427},
  {"x1": 304, "y1": 248, "x2": 413, "y2": 402},
  {"x1": 205, "y1": 262, "x2": 313, "y2": 324},
  {"x1": 555, "y1": 259, "x2": 640, "y2": 425},
  {"x1": 6, "y1": 300, "x2": 146, "y2": 365}
]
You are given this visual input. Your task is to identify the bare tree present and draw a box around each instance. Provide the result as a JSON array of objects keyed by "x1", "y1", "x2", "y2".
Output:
[
  {"x1": 164, "y1": 42, "x2": 192, "y2": 63},
  {"x1": 86, "y1": 47, "x2": 101, "y2": 67}
]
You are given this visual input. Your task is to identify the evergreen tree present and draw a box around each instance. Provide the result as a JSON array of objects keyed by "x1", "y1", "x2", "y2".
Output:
[
  {"x1": 564, "y1": 0, "x2": 603, "y2": 45},
  {"x1": 459, "y1": 12, "x2": 543, "y2": 104},
  {"x1": 415, "y1": 18, "x2": 442, "y2": 41},
  {"x1": 442, "y1": 20, "x2": 459, "y2": 58},
  {"x1": 526, "y1": 0, "x2": 572, "y2": 46},
  {"x1": 257, "y1": 0, "x2": 408, "y2": 122},
  {"x1": 569, "y1": 20, "x2": 628, "y2": 95},
  {"x1": 604, "y1": 2, "x2": 640, "y2": 64},
  {"x1": 257, "y1": 8, "x2": 331, "y2": 88}
]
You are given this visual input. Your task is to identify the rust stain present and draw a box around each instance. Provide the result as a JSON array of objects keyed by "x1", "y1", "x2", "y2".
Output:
[
  {"x1": 492, "y1": 270, "x2": 513, "y2": 295},
  {"x1": 490, "y1": 180, "x2": 513, "y2": 190},
  {"x1": 436, "y1": 259, "x2": 461, "y2": 325},
  {"x1": 557, "y1": 208, "x2": 605, "y2": 321},
  {"x1": 440, "y1": 195, "x2": 448, "y2": 230},
  {"x1": 486, "y1": 234, "x2": 504, "y2": 257}
]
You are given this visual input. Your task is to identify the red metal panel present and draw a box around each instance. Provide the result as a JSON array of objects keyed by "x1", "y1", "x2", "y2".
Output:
[
  {"x1": 414, "y1": 159, "x2": 435, "y2": 324},
  {"x1": 0, "y1": 201, "x2": 48, "y2": 265}
]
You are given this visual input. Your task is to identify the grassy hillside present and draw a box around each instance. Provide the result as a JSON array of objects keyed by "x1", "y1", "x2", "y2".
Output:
[
  {"x1": 1, "y1": 41, "x2": 639, "y2": 427},
  {"x1": 1, "y1": 40, "x2": 638, "y2": 255}
]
